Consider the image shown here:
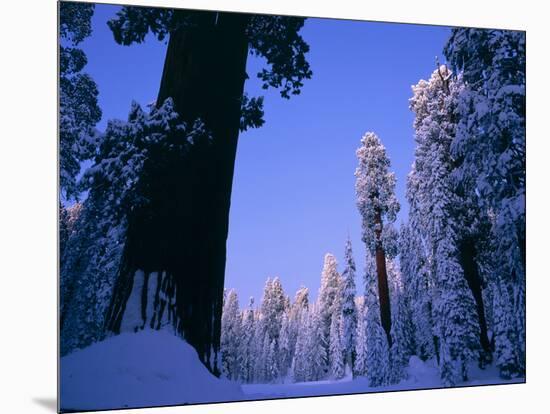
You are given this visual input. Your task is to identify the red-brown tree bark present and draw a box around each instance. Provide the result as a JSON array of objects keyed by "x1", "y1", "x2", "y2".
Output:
[{"x1": 374, "y1": 209, "x2": 392, "y2": 347}]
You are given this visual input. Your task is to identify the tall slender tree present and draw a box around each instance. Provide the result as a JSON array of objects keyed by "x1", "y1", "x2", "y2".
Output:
[
  {"x1": 355, "y1": 132, "x2": 400, "y2": 346},
  {"x1": 239, "y1": 297, "x2": 256, "y2": 383},
  {"x1": 317, "y1": 253, "x2": 342, "y2": 373},
  {"x1": 340, "y1": 238, "x2": 358, "y2": 373},
  {"x1": 221, "y1": 289, "x2": 241, "y2": 380}
]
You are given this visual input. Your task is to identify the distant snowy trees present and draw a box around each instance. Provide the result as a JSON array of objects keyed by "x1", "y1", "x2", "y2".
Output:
[
  {"x1": 220, "y1": 29, "x2": 525, "y2": 386},
  {"x1": 317, "y1": 253, "x2": 342, "y2": 375},
  {"x1": 221, "y1": 244, "x2": 354, "y2": 383},
  {"x1": 340, "y1": 238, "x2": 358, "y2": 372}
]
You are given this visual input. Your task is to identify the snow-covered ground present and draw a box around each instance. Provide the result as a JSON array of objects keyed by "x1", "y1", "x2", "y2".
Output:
[
  {"x1": 60, "y1": 330, "x2": 242, "y2": 412},
  {"x1": 242, "y1": 357, "x2": 524, "y2": 400},
  {"x1": 60, "y1": 331, "x2": 523, "y2": 412}
]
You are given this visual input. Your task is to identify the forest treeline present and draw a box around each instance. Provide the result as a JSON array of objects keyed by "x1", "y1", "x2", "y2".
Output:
[{"x1": 220, "y1": 31, "x2": 525, "y2": 387}]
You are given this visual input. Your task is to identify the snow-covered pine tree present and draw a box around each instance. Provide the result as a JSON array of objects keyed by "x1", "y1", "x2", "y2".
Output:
[
  {"x1": 253, "y1": 277, "x2": 287, "y2": 382},
  {"x1": 59, "y1": 2, "x2": 101, "y2": 200},
  {"x1": 291, "y1": 309, "x2": 309, "y2": 383},
  {"x1": 444, "y1": 29, "x2": 526, "y2": 377},
  {"x1": 409, "y1": 66, "x2": 481, "y2": 386},
  {"x1": 253, "y1": 310, "x2": 267, "y2": 383},
  {"x1": 239, "y1": 297, "x2": 256, "y2": 383},
  {"x1": 307, "y1": 305, "x2": 328, "y2": 381},
  {"x1": 387, "y1": 259, "x2": 414, "y2": 383},
  {"x1": 355, "y1": 132, "x2": 400, "y2": 347},
  {"x1": 329, "y1": 312, "x2": 345, "y2": 379},
  {"x1": 278, "y1": 312, "x2": 292, "y2": 380},
  {"x1": 317, "y1": 253, "x2": 342, "y2": 375},
  {"x1": 262, "y1": 277, "x2": 286, "y2": 347},
  {"x1": 341, "y1": 237, "x2": 358, "y2": 373},
  {"x1": 289, "y1": 286, "x2": 309, "y2": 367},
  {"x1": 353, "y1": 298, "x2": 367, "y2": 377},
  {"x1": 399, "y1": 221, "x2": 436, "y2": 362},
  {"x1": 221, "y1": 289, "x2": 241, "y2": 380}
]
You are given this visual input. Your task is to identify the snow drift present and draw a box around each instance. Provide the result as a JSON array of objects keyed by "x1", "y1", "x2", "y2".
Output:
[{"x1": 60, "y1": 330, "x2": 243, "y2": 412}]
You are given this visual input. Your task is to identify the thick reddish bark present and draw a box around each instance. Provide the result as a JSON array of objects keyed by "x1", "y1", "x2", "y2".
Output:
[
  {"x1": 106, "y1": 10, "x2": 250, "y2": 376},
  {"x1": 374, "y1": 209, "x2": 392, "y2": 347}
]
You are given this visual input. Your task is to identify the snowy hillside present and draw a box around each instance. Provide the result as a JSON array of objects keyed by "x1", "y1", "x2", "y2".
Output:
[{"x1": 60, "y1": 331, "x2": 243, "y2": 412}]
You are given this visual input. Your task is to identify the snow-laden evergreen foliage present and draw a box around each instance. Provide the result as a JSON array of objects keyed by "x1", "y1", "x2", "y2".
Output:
[
  {"x1": 60, "y1": 99, "x2": 207, "y2": 356},
  {"x1": 329, "y1": 308, "x2": 345, "y2": 379},
  {"x1": 221, "y1": 290, "x2": 241, "y2": 380},
  {"x1": 408, "y1": 66, "x2": 481, "y2": 386},
  {"x1": 444, "y1": 29, "x2": 526, "y2": 377},
  {"x1": 399, "y1": 223, "x2": 435, "y2": 361},
  {"x1": 341, "y1": 238, "x2": 358, "y2": 372},
  {"x1": 239, "y1": 297, "x2": 256, "y2": 383},
  {"x1": 317, "y1": 253, "x2": 342, "y2": 374},
  {"x1": 355, "y1": 132, "x2": 400, "y2": 256},
  {"x1": 353, "y1": 299, "x2": 367, "y2": 377},
  {"x1": 59, "y1": 2, "x2": 101, "y2": 200},
  {"x1": 388, "y1": 259, "x2": 415, "y2": 383}
]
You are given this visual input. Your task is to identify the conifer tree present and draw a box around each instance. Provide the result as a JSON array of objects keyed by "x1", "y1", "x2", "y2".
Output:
[
  {"x1": 307, "y1": 306, "x2": 327, "y2": 381},
  {"x1": 289, "y1": 286, "x2": 309, "y2": 365},
  {"x1": 291, "y1": 309, "x2": 309, "y2": 383},
  {"x1": 317, "y1": 253, "x2": 342, "y2": 374},
  {"x1": 239, "y1": 297, "x2": 256, "y2": 383},
  {"x1": 355, "y1": 132, "x2": 400, "y2": 346},
  {"x1": 221, "y1": 289, "x2": 241, "y2": 380},
  {"x1": 341, "y1": 238, "x2": 358, "y2": 372}
]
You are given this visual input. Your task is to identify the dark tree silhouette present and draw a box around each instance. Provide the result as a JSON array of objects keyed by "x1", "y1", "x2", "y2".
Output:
[{"x1": 102, "y1": 6, "x2": 312, "y2": 375}]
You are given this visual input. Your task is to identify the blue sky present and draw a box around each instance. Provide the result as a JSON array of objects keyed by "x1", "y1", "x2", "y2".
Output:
[{"x1": 81, "y1": 4, "x2": 451, "y2": 306}]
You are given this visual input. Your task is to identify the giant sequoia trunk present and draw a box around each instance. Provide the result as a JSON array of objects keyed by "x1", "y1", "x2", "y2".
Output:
[
  {"x1": 374, "y1": 210, "x2": 392, "y2": 347},
  {"x1": 105, "y1": 10, "x2": 250, "y2": 375}
]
